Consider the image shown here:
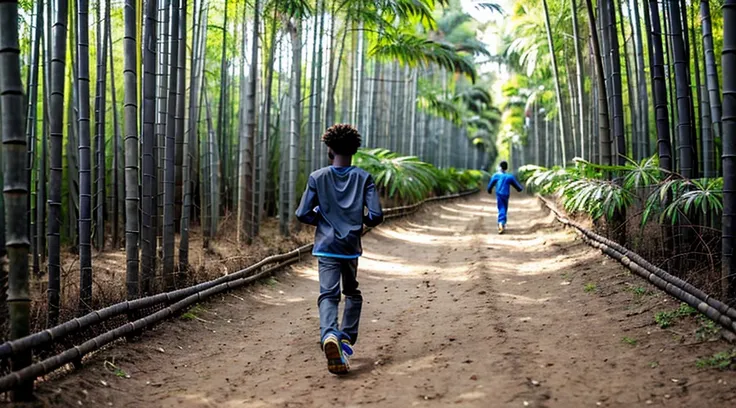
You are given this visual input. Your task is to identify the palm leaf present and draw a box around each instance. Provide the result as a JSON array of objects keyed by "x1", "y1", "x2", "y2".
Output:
[
  {"x1": 474, "y1": 2, "x2": 504, "y2": 14},
  {"x1": 370, "y1": 32, "x2": 477, "y2": 82}
]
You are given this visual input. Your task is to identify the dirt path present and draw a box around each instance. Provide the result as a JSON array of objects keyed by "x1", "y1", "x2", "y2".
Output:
[{"x1": 28, "y1": 195, "x2": 736, "y2": 407}]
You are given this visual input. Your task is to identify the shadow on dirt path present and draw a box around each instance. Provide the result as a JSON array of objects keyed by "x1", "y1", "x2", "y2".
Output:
[{"x1": 23, "y1": 194, "x2": 736, "y2": 407}]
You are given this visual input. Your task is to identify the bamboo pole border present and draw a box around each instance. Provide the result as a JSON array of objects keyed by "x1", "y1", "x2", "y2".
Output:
[
  {"x1": 0, "y1": 189, "x2": 479, "y2": 393},
  {"x1": 539, "y1": 195, "x2": 736, "y2": 337}
]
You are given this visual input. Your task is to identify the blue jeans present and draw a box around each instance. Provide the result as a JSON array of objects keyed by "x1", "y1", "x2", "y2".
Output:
[
  {"x1": 497, "y1": 194, "x2": 509, "y2": 226},
  {"x1": 318, "y1": 257, "x2": 362, "y2": 345}
]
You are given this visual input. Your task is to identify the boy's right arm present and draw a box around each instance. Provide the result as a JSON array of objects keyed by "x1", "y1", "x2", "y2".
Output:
[
  {"x1": 295, "y1": 176, "x2": 320, "y2": 225},
  {"x1": 487, "y1": 174, "x2": 498, "y2": 194}
]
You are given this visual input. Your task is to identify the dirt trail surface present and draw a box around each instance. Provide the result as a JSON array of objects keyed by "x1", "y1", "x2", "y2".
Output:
[{"x1": 24, "y1": 195, "x2": 736, "y2": 407}]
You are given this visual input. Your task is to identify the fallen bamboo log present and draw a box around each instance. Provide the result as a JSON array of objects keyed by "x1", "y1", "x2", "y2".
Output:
[{"x1": 539, "y1": 195, "x2": 736, "y2": 337}]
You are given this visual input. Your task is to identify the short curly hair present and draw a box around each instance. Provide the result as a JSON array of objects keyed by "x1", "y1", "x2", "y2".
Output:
[{"x1": 321, "y1": 124, "x2": 362, "y2": 156}]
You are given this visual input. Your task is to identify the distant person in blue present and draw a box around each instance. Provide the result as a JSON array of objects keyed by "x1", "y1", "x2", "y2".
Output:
[
  {"x1": 296, "y1": 124, "x2": 384, "y2": 375},
  {"x1": 487, "y1": 161, "x2": 523, "y2": 234}
]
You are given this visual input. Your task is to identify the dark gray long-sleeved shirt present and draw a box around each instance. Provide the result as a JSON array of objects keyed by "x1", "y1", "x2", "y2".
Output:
[{"x1": 296, "y1": 166, "x2": 384, "y2": 258}]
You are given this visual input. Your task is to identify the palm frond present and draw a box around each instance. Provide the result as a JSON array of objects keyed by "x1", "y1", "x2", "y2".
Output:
[
  {"x1": 455, "y1": 86, "x2": 492, "y2": 106},
  {"x1": 560, "y1": 179, "x2": 633, "y2": 220},
  {"x1": 354, "y1": 148, "x2": 485, "y2": 204},
  {"x1": 437, "y1": 11, "x2": 473, "y2": 35},
  {"x1": 354, "y1": 149, "x2": 437, "y2": 204},
  {"x1": 474, "y1": 2, "x2": 504, "y2": 14},
  {"x1": 345, "y1": 0, "x2": 438, "y2": 30},
  {"x1": 371, "y1": 32, "x2": 477, "y2": 82},
  {"x1": 643, "y1": 178, "x2": 723, "y2": 225},
  {"x1": 417, "y1": 93, "x2": 462, "y2": 123},
  {"x1": 267, "y1": 0, "x2": 312, "y2": 19}
]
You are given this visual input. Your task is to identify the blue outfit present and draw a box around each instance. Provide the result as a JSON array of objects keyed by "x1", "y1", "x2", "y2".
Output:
[
  {"x1": 296, "y1": 166, "x2": 384, "y2": 345},
  {"x1": 487, "y1": 171, "x2": 523, "y2": 226},
  {"x1": 296, "y1": 166, "x2": 384, "y2": 258}
]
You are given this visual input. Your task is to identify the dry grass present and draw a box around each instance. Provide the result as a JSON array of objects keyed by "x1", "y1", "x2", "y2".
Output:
[{"x1": 29, "y1": 214, "x2": 314, "y2": 333}]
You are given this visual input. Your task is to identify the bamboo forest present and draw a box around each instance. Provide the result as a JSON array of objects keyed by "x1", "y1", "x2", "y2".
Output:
[{"x1": 1, "y1": 0, "x2": 736, "y2": 405}]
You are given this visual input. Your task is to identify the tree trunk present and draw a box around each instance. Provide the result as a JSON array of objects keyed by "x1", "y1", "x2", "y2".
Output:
[
  {"x1": 285, "y1": 20, "x2": 302, "y2": 236},
  {"x1": 648, "y1": 0, "x2": 674, "y2": 172},
  {"x1": 314, "y1": 2, "x2": 326, "y2": 168},
  {"x1": 599, "y1": 0, "x2": 613, "y2": 141},
  {"x1": 38, "y1": 31, "x2": 48, "y2": 275},
  {"x1": 182, "y1": 0, "x2": 203, "y2": 270},
  {"x1": 68, "y1": 4, "x2": 80, "y2": 247},
  {"x1": 93, "y1": 0, "x2": 108, "y2": 251},
  {"x1": 701, "y1": 0, "x2": 722, "y2": 173},
  {"x1": 307, "y1": 1, "x2": 320, "y2": 172},
  {"x1": 202, "y1": 83, "x2": 211, "y2": 247},
  {"x1": 108, "y1": 0, "x2": 120, "y2": 249},
  {"x1": 1, "y1": 0, "x2": 32, "y2": 399},
  {"x1": 0, "y1": 128, "x2": 5, "y2": 346},
  {"x1": 258, "y1": 7, "x2": 278, "y2": 231},
  {"x1": 571, "y1": 0, "x2": 586, "y2": 160},
  {"x1": 237, "y1": 10, "x2": 249, "y2": 243},
  {"x1": 216, "y1": 2, "x2": 229, "y2": 216},
  {"x1": 691, "y1": 6, "x2": 708, "y2": 177},
  {"x1": 141, "y1": 0, "x2": 158, "y2": 295},
  {"x1": 722, "y1": 0, "x2": 736, "y2": 300},
  {"x1": 605, "y1": 0, "x2": 627, "y2": 166},
  {"x1": 197, "y1": 2, "x2": 210, "y2": 248},
  {"x1": 666, "y1": 4, "x2": 681, "y2": 171},
  {"x1": 77, "y1": 0, "x2": 93, "y2": 314},
  {"x1": 668, "y1": 0, "x2": 695, "y2": 178},
  {"x1": 26, "y1": 0, "x2": 43, "y2": 278},
  {"x1": 616, "y1": 0, "x2": 638, "y2": 160},
  {"x1": 162, "y1": 0, "x2": 180, "y2": 291},
  {"x1": 47, "y1": 0, "x2": 68, "y2": 325},
  {"x1": 325, "y1": 20, "x2": 349, "y2": 128},
  {"x1": 174, "y1": 0, "x2": 187, "y2": 278},
  {"x1": 204, "y1": 87, "x2": 218, "y2": 241},
  {"x1": 564, "y1": 51, "x2": 579, "y2": 158},
  {"x1": 409, "y1": 70, "x2": 418, "y2": 155},
  {"x1": 369, "y1": 63, "x2": 382, "y2": 149},
  {"x1": 155, "y1": 0, "x2": 170, "y2": 256},
  {"x1": 123, "y1": 0, "x2": 140, "y2": 300},
  {"x1": 586, "y1": 0, "x2": 612, "y2": 166},
  {"x1": 242, "y1": 0, "x2": 258, "y2": 242},
  {"x1": 633, "y1": 0, "x2": 651, "y2": 159},
  {"x1": 542, "y1": 0, "x2": 568, "y2": 165},
  {"x1": 173, "y1": 0, "x2": 186, "y2": 234}
]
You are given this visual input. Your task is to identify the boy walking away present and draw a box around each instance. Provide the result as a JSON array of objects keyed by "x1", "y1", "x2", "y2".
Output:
[
  {"x1": 296, "y1": 124, "x2": 384, "y2": 375},
  {"x1": 487, "y1": 161, "x2": 523, "y2": 234}
]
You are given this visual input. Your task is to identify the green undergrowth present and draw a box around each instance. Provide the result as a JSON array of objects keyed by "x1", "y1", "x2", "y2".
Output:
[
  {"x1": 181, "y1": 304, "x2": 205, "y2": 321},
  {"x1": 621, "y1": 336, "x2": 637, "y2": 346},
  {"x1": 695, "y1": 317, "x2": 721, "y2": 341},
  {"x1": 519, "y1": 157, "x2": 723, "y2": 227},
  {"x1": 626, "y1": 285, "x2": 653, "y2": 298},
  {"x1": 654, "y1": 303, "x2": 697, "y2": 329},
  {"x1": 696, "y1": 350, "x2": 736, "y2": 370},
  {"x1": 652, "y1": 303, "x2": 721, "y2": 341},
  {"x1": 354, "y1": 148, "x2": 488, "y2": 205}
]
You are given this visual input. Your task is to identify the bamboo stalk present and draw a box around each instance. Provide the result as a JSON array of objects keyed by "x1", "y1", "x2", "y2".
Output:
[
  {"x1": 122, "y1": 0, "x2": 140, "y2": 301},
  {"x1": 141, "y1": 0, "x2": 159, "y2": 296},
  {"x1": 1, "y1": 0, "x2": 32, "y2": 399},
  {"x1": 47, "y1": 0, "x2": 70, "y2": 327}
]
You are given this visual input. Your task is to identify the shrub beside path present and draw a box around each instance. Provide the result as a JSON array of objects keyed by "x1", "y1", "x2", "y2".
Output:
[{"x1": 25, "y1": 195, "x2": 736, "y2": 407}]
